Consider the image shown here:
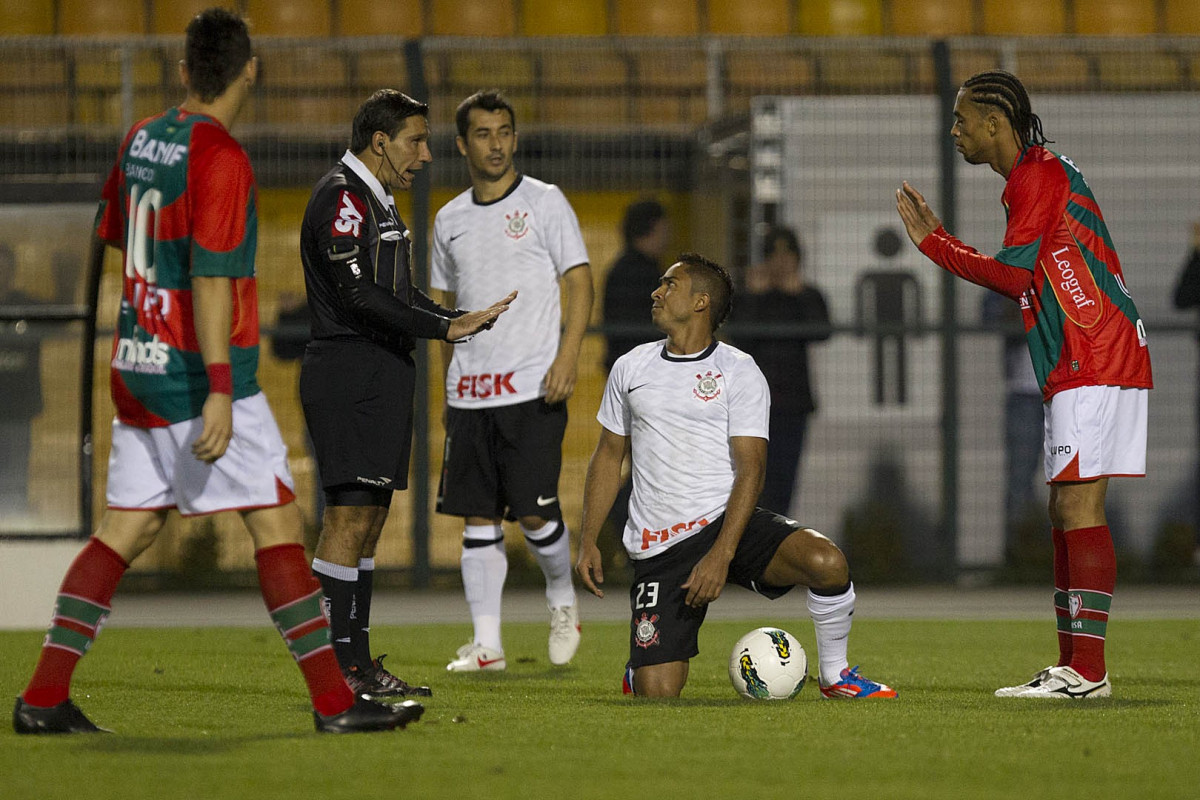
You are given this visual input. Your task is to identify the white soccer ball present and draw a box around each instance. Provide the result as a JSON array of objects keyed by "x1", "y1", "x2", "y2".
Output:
[{"x1": 728, "y1": 627, "x2": 808, "y2": 700}]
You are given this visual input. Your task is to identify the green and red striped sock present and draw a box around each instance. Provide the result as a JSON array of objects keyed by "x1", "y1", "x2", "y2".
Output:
[
  {"x1": 255, "y1": 543, "x2": 354, "y2": 717},
  {"x1": 22, "y1": 537, "x2": 128, "y2": 708},
  {"x1": 1051, "y1": 527, "x2": 1072, "y2": 667},
  {"x1": 1063, "y1": 525, "x2": 1116, "y2": 682}
]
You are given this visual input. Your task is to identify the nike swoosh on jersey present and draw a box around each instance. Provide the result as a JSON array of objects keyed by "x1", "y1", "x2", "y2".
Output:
[
  {"x1": 449, "y1": 232, "x2": 466, "y2": 242},
  {"x1": 536, "y1": 495, "x2": 558, "y2": 506}
]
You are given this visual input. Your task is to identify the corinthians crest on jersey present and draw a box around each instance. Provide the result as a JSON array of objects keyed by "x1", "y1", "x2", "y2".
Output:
[{"x1": 693, "y1": 370, "x2": 722, "y2": 402}]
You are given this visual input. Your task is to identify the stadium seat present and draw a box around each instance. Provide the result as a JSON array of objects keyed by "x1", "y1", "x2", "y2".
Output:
[
  {"x1": 258, "y1": 47, "x2": 348, "y2": 89},
  {"x1": 630, "y1": 48, "x2": 706, "y2": 91},
  {"x1": 446, "y1": 51, "x2": 535, "y2": 91},
  {"x1": 981, "y1": 0, "x2": 1066, "y2": 36},
  {"x1": 1096, "y1": 52, "x2": 1181, "y2": 90},
  {"x1": 151, "y1": 0, "x2": 232, "y2": 35},
  {"x1": 614, "y1": 0, "x2": 700, "y2": 36},
  {"x1": 1, "y1": 0, "x2": 55, "y2": 35},
  {"x1": 820, "y1": 51, "x2": 911, "y2": 92},
  {"x1": 73, "y1": 47, "x2": 163, "y2": 91},
  {"x1": 244, "y1": 0, "x2": 331, "y2": 37},
  {"x1": 261, "y1": 93, "x2": 358, "y2": 128},
  {"x1": 1016, "y1": 51, "x2": 1091, "y2": 91},
  {"x1": 796, "y1": 0, "x2": 884, "y2": 36},
  {"x1": 633, "y1": 96, "x2": 707, "y2": 128},
  {"x1": 540, "y1": 49, "x2": 629, "y2": 91},
  {"x1": 337, "y1": 0, "x2": 422, "y2": 37},
  {"x1": 351, "y1": 50, "x2": 410, "y2": 91},
  {"x1": 58, "y1": 0, "x2": 147, "y2": 35},
  {"x1": 538, "y1": 96, "x2": 629, "y2": 127},
  {"x1": 1073, "y1": 0, "x2": 1156, "y2": 36},
  {"x1": 0, "y1": 47, "x2": 68, "y2": 88},
  {"x1": 1165, "y1": 0, "x2": 1200, "y2": 34},
  {"x1": 889, "y1": 0, "x2": 973, "y2": 37},
  {"x1": 725, "y1": 50, "x2": 814, "y2": 94},
  {"x1": 430, "y1": 0, "x2": 516, "y2": 36},
  {"x1": 522, "y1": 0, "x2": 607, "y2": 36},
  {"x1": 0, "y1": 94, "x2": 71, "y2": 128},
  {"x1": 707, "y1": 0, "x2": 790, "y2": 36}
]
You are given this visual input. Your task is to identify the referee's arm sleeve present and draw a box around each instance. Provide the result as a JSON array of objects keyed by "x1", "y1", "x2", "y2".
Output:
[
  {"x1": 328, "y1": 243, "x2": 451, "y2": 340},
  {"x1": 411, "y1": 287, "x2": 466, "y2": 318}
]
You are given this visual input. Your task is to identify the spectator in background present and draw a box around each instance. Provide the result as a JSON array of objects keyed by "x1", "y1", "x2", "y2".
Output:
[
  {"x1": 734, "y1": 227, "x2": 830, "y2": 516},
  {"x1": 1173, "y1": 218, "x2": 1200, "y2": 562},
  {"x1": 0, "y1": 244, "x2": 42, "y2": 515},
  {"x1": 603, "y1": 199, "x2": 672, "y2": 371},
  {"x1": 981, "y1": 291, "x2": 1045, "y2": 567}
]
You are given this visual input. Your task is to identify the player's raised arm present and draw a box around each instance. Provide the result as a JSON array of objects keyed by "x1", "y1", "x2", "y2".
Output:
[{"x1": 576, "y1": 426, "x2": 629, "y2": 599}]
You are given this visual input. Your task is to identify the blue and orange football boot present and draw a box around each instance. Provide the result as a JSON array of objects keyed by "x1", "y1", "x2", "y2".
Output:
[{"x1": 818, "y1": 666, "x2": 897, "y2": 699}]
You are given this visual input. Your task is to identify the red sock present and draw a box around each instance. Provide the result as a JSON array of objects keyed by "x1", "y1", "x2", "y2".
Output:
[
  {"x1": 1051, "y1": 528, "x2": 1072, "y2": 667},
  {"x1": 1063, "y1": 525, "x2": 1116, "y2": 682},
  {"x1": 255, "y1": 543, "x2": 354, "y2": 717},
  {"x1": 22, "y1": 538, "x2": 128, "y2": 707}
]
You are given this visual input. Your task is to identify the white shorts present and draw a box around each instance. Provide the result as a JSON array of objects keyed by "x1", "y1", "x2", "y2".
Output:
[
  {"x1": 106, "y1": 392, "x2": 296, "y2": 516},
  {"x1": 1043, "y1": 385, "x2": 1148, "y2": 483}
]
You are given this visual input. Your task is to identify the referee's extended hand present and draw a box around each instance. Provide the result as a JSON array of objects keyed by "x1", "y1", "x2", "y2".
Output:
[
  {"x1": 192, "y1": 392, "x2": 233, "y2": 463},
  {"x1": 447, "y1": 290, "x2": 517, "y2": 343}
]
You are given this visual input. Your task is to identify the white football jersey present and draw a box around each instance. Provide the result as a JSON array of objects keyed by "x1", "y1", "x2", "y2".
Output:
[
  {"x1": 597, "y1": 340, "x2": 771, "y2": 560},
  {"x1": 432, "y1": 175, "x2": 589, "y2": 408}
]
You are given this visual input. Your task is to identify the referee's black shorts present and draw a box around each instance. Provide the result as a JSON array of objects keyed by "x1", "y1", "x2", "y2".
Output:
[{"x1": 300, "y1": 338, "x2": 415, "y2": 492}]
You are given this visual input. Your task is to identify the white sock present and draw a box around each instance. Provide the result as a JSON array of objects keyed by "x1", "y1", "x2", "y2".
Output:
[
  {"x1": 523, "y1": 520, "x2": 576, "y2": 609},
  {"x1": 461, "y1": 524, "x2": 506, "y2": 652},
  {"x1": 807, "y1": 583, "x2": 855, "y2": 685}
]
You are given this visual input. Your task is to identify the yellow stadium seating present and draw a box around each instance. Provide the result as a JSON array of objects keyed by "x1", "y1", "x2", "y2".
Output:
[
  {"x1": 245, "y1": 0, "x2": 331, "y2": 37},
  {"x1": 1164, "y1": 0, "x2": 1200, "y2": 35},
  {"x1": 351, "y1": 50, "x2": 411, "y2": 91},
  {"x1": 430, "y1": 0, "x2": 516, "y2": 36},
  {"x1": 446, "y1": 51, "x2": 535, "y2": 91},
  {"x1": 540, "y1": 49, "x2": 629, "y2": 90},
  {"x1": 981, "y1": 0, "x2": 1066, "y2": 35},
  {"x1": 58, "y1": 0, "x2": 146, "y2": 35},
  {"x1": 151, "y1": 0, "x2": 235, "y2": 35},
  {"x1": 73, "y1": 47, "x2": 163, "y2": 90},
  {"x1": 260, "y1": 93, "x2": 359, "y2": 127},
  {"x1": 539, "y1": 95, "x2": 629, "y2": 127},
  {"x1": 1096, "y1": 52, "x2": 1181, "y2": 89},
  {"x1": 797, "y1": 0, "x2": 884, "y2": 36},
  {"x1": 1, "y1": 0, "x2": 55, "y2": 35},
  {"x1": 820, "y1": 50, "x2": 910, "y2": 91},
  {"x1": 1016, "y1": 51, "x2": 1092, "y2": 91},
  {"x1": 0, "y1": 94, "x2": 71, "y2": 127},
  {"x1": 615, "y1": 0, "x2": 700, "y2": 36},
  {"x1": 0, "y1": 48, "x2": 68, "y2": 87},
  {"x1": 633, "y1": 95, "x2": 706, "y2": 127},
  {"x1": 522, "y1": 0, "x2": 608, "y2": 36},
  {"x1": 890, "y1": 0, "x2": 973, "y2": 36},
  {"x1": 707, "y1": 0, "x2": 790, "y2": 36},
  {"x1": 725, "y1": 50, "x2": 814, "y2": 93},
  {"x1": 630, "y1": 48, "x2": 706, "y2": 91},
  {"x1": 259, "y1": 47, "x2": 348, "y2": 89},
  {"x1": 1073, "y1": 0, "x2": 1156, "y2": 36},
  {"x1": 337, "y1": 0, "x2": 423, "y2": 37}
]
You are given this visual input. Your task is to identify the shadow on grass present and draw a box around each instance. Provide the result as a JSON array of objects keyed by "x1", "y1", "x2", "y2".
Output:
[{"x1": 78, "y1": 731, "x2": 310, "y2": 754}]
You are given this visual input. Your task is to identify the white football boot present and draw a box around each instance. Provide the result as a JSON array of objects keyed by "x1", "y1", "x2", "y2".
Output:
[
  {"x1": 548, "y1": 604, "x2": 581, "y2": 666},
  {"x1": 446, "y1": 642, "x2": 506, "y2": 672},
  {"x1": 994, "y1": 666, "x2": 1054, "y2": 697},
  {"x1": 1015, "y1": 666, "x2": 1111, "y2": 699}
]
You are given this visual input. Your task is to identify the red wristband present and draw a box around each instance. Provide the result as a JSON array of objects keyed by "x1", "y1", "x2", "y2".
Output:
[{"x1": 206, "y1": 363, "x2": 233, "y2": 395}]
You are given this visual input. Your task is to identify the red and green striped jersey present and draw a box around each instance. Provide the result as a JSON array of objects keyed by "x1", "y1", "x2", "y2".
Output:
[
  {"x1": 95, "y1": 108, "x2": 261, "y2": 427},
  {"x1": 919, "y1": 145, "x2": 1152, "y2": 399}
]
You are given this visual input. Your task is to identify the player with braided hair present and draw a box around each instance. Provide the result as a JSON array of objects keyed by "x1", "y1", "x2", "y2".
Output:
[{"x1": 896, "y1": 70, "x2": 1151, "y2": 699}]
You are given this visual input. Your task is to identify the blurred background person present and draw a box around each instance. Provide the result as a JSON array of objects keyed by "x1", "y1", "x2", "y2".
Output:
[
  {"x1": 1173, "y1": 218, "x2": 1200, "y2": 563},
  {"x1": 602, "y1": 199, "x2": 672, "y2": 371},
  {"x1": 734, "y1": 227, "x2": 830, "y2": 516}
]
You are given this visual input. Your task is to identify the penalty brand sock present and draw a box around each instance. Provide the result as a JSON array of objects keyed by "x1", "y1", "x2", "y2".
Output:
[
  {"x1": 807, "y1": 582, "x2": 855, "y2": 686},
  {"x1": 1063, "y1": 525, "x2": 1116, "y2": 682},
  {"x1": 461, "y1": 524, "x2": 507, "y2": 652},
  {"x1": 352, "y1": 558, "x2": 375, "y2": 668},
  {"x1": 312, "y1": 558, "x2": 359, "y2": 669},
  {"x1": 522, "y1": 520, "x2": 576, "y2": 609},
  {"x1": 260, "y1": 545, "x2": 353, "y2": 717},
  {"x1": 22, "y1": 537, "x2": 128, "y2": 708},
  {"x1": 1052, "y1": 527, "x2": 1073, "y2": 667}
]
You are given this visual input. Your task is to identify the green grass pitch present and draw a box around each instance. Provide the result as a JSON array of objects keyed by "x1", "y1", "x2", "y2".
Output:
[{"x1": 3, "y1": 617, "x2": 1198, "y2": 800}]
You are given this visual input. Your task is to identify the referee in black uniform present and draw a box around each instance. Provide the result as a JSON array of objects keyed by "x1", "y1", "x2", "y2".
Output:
[{"x1": 299, "y1": 90, "x2": 514, "y2": 698}]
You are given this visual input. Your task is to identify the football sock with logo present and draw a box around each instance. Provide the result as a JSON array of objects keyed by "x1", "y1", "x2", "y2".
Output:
[
  {"x1": 523, "y1": 520, "x2": 576, "y2": 609},
  {"x1": 22, "y1": 537, "x2": 128, "y2": 708},
  {"x1": 1051, "y1": 527, "x2": 1073, "y2": 667},
  {"x1": 806, "y1": 582, "x2": 855, "y2": 686},
  {"x1": 260, "y1": 545, "x2": 354, "y2": 717},
  {"x1": 312, "y1": 558, "x2": 359, "y2": 670},
  {"x1": 352, "y1": 557, "x2": 375, "y2": 668},
  {"x1": 461, "y1": 524, "x2": 507, "y2": 652},
  {"x1": 1063, "y1": 525, "x2": 1116, "y2": 682}
]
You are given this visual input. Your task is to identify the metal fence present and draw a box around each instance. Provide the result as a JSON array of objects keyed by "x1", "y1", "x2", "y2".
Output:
[{"x1": 1, "y1": 35, "x2": 1197, "y2": 583}]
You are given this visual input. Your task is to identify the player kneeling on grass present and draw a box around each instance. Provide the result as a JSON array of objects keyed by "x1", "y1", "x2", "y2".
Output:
[
  {"x1": 575, "y1": 254, "x2": 895, "y2": 700},
  {"x1": 12, "y1": 8, "x2": 419, "y2": 735}
]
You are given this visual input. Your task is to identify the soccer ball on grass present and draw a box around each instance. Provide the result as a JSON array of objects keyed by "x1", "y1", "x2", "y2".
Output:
[{"x1": 728, "y1": 627, "x2": 807, "y2": 700}]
